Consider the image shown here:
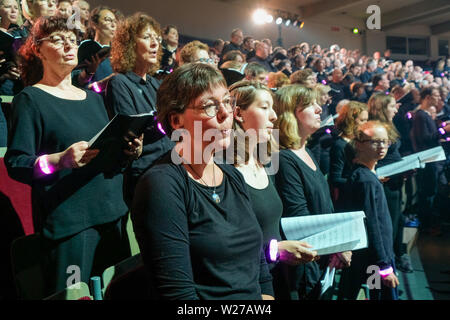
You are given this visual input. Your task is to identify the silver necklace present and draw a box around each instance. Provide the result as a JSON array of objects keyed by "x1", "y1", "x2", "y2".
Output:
[{"x1": 186, "y1": 163, "x2": 221, "y2": 204}]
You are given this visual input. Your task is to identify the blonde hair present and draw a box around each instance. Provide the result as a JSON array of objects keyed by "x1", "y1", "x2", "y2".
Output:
[
  {"x1": 367, "y1": 93, "x2": 399, "y2": 142},
  {"x1": 274, "y1": 84, "x2": 317, "y2": 149}
]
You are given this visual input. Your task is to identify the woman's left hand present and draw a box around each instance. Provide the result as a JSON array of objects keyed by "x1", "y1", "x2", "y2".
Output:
[{"x1": 123, "y1": 133, "x2": 144, "y2": 160}]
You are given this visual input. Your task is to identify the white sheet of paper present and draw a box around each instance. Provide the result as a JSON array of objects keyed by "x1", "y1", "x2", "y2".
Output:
[
  {"x1": 376, "y1": 146, "x2": 446, "y2": 177},
  {"x1": 281, "y1": 211, "x2": 367, "y2": 255},
  {"x1": 320, "y1": 266, "x2": 336, "y2": 297}
]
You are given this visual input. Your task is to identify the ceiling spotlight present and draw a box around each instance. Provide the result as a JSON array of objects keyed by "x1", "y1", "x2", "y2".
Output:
[
  {"x1": 353, "y1": 27, "x2": 360, "y2": 34},
  {"x1": 253, "y1": 9, "x2": 268, "y2": 25},
  {"x1": 265, "y1": 14, "x2": 273, "y2": 24},
  {"x1": 275, "y1": 17, "x2": 283, "y2": 25},
  {"x1": 285, "y1": 19, "x2": 291, "y2": 26},
  {"x1": 299, "y1": 21, "x2": 305, "y2": 29},
  {"x1": 293, "y1": 20, "x2": 298, "y2": 27}
]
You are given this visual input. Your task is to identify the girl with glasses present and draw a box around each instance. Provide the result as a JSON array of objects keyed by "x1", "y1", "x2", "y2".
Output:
[{"x1": 337, "y1": 120, "x2": 400, "y2": 300}]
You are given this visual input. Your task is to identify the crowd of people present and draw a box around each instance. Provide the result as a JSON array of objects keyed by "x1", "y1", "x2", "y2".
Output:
[{"x1": 0, "y1": 0, "x2": 449, "y2": 300}]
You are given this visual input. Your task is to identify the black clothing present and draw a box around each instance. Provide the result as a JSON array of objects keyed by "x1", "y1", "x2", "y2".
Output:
[
  {"x1": 221, "y1": 42, "x2": 242, "y2": 57},
  {"x1": 274, "y1": 149, "x2": 334, "y2": 299},
  {"x1": 337, "y1": 164, "x2": 396, "y2": 300},
  {"x1": 339, "y1": 164, "x2": 394, "y2": 269},
  {"x1": 5, "y1": 87, "x2": 128, "y2": 240},
  {"x1": 329, "y1": 136, "x2": 355, "y2": 206},
  {"x1": 4, "y1": 86, "x2": 130, "y2": 295},
  {"x1": 376, "y1": 141, "x2": 405, "y2": 257},
  {"x1": 105, "y1": 72, "x2": 175, "y2": 206},
  {"x1": 329, "y1": 82, "x2": 346, "y2": 115},
  {"x1": 307, "y1": 127, "x2": 335, "y2": 176},
  {"x1": 247, "y1": 175, "x2": 283, "y2": 252},
  {"x1": 131, "y1": 152, "x2": 273, "y2": 300},
  {"x1": 360, "y1": 71, "x2": 374, "y2": 84},
  {"x1": 248, "y1": 56, "x2": 276, "y2": 72},
  {"x1": 411, "y1": 109, "x2": 440, "y2": 152}
]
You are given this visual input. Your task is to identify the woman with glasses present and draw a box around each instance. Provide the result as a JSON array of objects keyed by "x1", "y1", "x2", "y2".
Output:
[
  {"x1": 74, "y1": 5, "x2": 118, "y2": 88},
  {"x1": 368, "y1": 93, "x2": 413, "y2": 273},
  {"x1": 179, "y1": 40, "x2": 214, "y2": 66},
  {"x1": 4, "y1": 16, "x2": 142, "y2": 296},
  {"x1": 229, "y1": 80, "x2": 318, "y2": 299},
  {"x1": 105, "y1": 12, "x2": 174, "y2": 207},
  {"x1": 273, "y1": 85, "x2": 352, "y2": 300},
  {"x1": 337, "y1": 121, "x2": 399, "y2": 300},
  {"x1": 131, "y1": 63, "x2": 274, "y2": 300}
]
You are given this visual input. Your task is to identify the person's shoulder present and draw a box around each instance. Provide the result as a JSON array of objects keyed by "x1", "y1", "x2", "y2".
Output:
[{"x1": 140, "y1": 153, "x2": 186, "y2": 187}]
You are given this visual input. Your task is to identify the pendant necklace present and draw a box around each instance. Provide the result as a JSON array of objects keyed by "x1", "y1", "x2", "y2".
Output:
[{"x1": 186, "y1": 162, "x2": 221, "y2": 204}]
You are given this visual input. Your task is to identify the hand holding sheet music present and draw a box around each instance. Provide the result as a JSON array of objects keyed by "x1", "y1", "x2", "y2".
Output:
[{"x1": 281, "y1": 211, "x2": 368, "y2": 256}]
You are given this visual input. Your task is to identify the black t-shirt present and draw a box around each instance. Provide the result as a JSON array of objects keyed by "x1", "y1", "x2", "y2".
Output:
[
  {"x1": 4, "y1": 86, "x2": 128, "y2": 240},
  {"x1": 247, "y1": 175, "x2": 283, "y2": 250},
  {"x1": 338, "y1": 164, "x2": 394, "y2": 269},
  {"x1": 411, "y1": 109, "x2": 440, "y2": 152},
  {"x1": 131, "y1": 152, "x2": 273, "y2": 300}
]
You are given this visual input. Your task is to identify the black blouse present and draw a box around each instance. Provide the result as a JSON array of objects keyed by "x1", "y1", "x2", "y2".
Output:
[
  {"x1": 131, "y1": 152, "x2": 273, "y2": 300},
  {"x1": 4, "y1": 87, "x2": 128, "y2": 240}
]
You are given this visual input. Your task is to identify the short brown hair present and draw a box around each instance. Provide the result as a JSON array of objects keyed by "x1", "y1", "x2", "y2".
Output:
[
  {"x1": 179, "y1": 40, "x2": 209, "y2": 65},
  {"x1": 157, "y1": 63, "x2": 227, "y2": 136},
  {"x1": 111, "y1": 12, "x2": 162, "y2": 75}
]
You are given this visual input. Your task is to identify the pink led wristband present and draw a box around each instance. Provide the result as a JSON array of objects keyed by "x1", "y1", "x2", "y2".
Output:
[
  {"x1": 38, "y1": 155, "x2": 56, "y2": 175},
  {"x1": 379, "y1": 266, "x2": 394, "y2": 278}
]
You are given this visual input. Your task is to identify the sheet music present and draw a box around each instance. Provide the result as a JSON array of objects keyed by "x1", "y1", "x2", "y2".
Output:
[
  {"x1": 281, "y1": 211, "x2": 367, "y2": 255},
  {"x1": 88, "y1": 114, "x2": 118, "y2": 147},
  {"x1": 320, "y1": 267, "x2": 336, "y2": 298},
  {"x1": 376, "y1": 146, "x2": 446, "y2": 177},
  {"x1": 320, "y1": 115, "x2": 334, "y2": 128}
]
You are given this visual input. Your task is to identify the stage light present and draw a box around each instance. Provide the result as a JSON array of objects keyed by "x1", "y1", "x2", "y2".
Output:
[
  {"x1": 265, "y1": 14, "x2": 273, "y2": 23},
  {"x1": 276, "y1": 17, "x2": 283, "y2": 25},
  {"x1": 285, "y1": 19, "x2": 291, "y2": 26},
  {"x1": 253, "y1": 9, "x2": 268, "y2": 25},
  {"x1": 299, "y1": 21, "x2": 305, "y2": 29},
  {"x1": 293, "y1": 20, "x2": 298, "y2": 27},
  {"x1": 353, "y1": 28, "x2": 360, "y2": 34}
]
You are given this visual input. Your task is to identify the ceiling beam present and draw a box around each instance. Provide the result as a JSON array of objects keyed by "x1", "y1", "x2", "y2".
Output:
[
  {"x1": 298, "y1": 0, "x2": 366, "y2": 19},
  {"x1": 382, "y1": 0, "x2": 450, "y2": 31},
  {"x1": 431, "y1": 20, "x2": 450, "y2": 35}
]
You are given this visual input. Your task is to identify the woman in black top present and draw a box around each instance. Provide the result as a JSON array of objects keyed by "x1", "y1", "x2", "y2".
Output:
[
  {"x1": 229, "y1": 80, "x2": 318, "y2": 299},
  {"x1": 329, "y1": 101, "x2": 368, "y2": 206},
  {"x1": 131, "y1": 63, "x2": 274, "y2": 300},
  {"x1": 337, "y1": 121, "x2": 399, "y2": 300},
  {"x1": 106, "y1": 13, "x2": 174, "y2": 206},
  {"x1": 273, "y1": 84, "x2": 352, "y2": 300},
  {"x1": 4, "y1": 17, "x2": 142, "y2": 296},
  {"x1": 74, "y1": 6, "x2": 118, "y2": 89},
  {"x1": 160, "y1": 24, "x2": 178, "y2": 74}
]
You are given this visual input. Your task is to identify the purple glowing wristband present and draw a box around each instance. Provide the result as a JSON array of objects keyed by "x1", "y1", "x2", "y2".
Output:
[
  {"x1": 268, "y1": 239, "x2": 279, "y2": 263},
  {"x1": 379, "y1": 266, "x2": 394, "y2": 278},
  {"x1": 38, "y1": 155, "x2": 55, "y2": 175}
]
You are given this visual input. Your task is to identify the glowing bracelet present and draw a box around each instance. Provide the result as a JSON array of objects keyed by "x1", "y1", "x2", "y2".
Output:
[
  {"x1": 38, "y1": 155, "x2": 55, "y2": 175},
  {"x1": 438, "y1": 128, "x2": 445, "y2": 135},
  {"x1": 379, "y1": 266, "x2": 394, "y2": 278},
  {"x1": 268, "y1": 239, "x2": 279, "y2": 263}
]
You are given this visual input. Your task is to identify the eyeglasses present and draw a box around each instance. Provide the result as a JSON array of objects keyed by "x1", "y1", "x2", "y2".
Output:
[
  {"x1": 37, "y1": 34, "x2": 78, "y2": 48},
  {"x1": 140, "y1": 33, "x2": 162, "y2": 44},
  {"x1": 187, "y1": 96, "x2": 236, "y2": 118},
  {"x1": 196, "y1": 57, "x2": 215, "y2": 65},
  {"x1": 359, "y1": 139, "x2": 392, "y2": 148}
]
